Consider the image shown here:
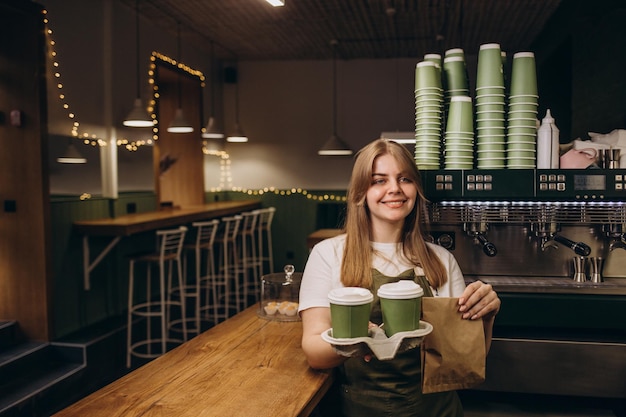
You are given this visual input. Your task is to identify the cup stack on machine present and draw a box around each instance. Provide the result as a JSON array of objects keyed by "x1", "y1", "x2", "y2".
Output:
[
  {"x1": 507, "y1": 52, "x2": 539, "y2": 169},
  {"x1": 413, "y1": 44, "x2": 541, "y2": 170},
  {"x1": 442, "y1": 49, "x2": 473, "y2": 170},
  {"x1": 475, "y1": 43, "x2": 507, "y2": 169},
  {"x1": 414, "y1": 60, "x2": 444, "y2": 170}
]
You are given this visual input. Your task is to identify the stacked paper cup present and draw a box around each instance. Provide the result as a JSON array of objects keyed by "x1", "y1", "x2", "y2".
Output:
[
  {"x1": 443, "y1": 48, "x2": 470, "y2": 103},
  {"x1": 475, "y1": 43, "x2": 507, "y2": 169},
  {"x1": 444, "y1": 96, "x2": 474, "y2": 169},
  {"x1": 507, "y1": 52, "x2": 538, "y2": 169},
  {"x1": 414, "y1": 61, "x2": 444, "y2": 170}
]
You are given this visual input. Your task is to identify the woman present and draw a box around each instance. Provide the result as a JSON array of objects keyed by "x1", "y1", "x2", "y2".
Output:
[{"x1": 299, "y1": 138, "x2": 500, "y2": 416}]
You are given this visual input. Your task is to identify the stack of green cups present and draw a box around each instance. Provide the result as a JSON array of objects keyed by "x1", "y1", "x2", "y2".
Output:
[
  {"x1": 475, "y1": 43, "x2": 506, "y2": 169},
  {"x1": 415, "y1": 60, "x2": 444, "y2": 170},
  {"x1": 507, "y1": 52, "x2": 538, "y2": 169},
  {"x1": 444, "y1": 96, "x2": 474, "y2": 169}
]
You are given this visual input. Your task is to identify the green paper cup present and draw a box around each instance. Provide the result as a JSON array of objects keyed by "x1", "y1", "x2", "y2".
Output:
[
  {"x1": 328, "y1": 287, "x2": 373, "y2": 338},
  {"x1": 446, "y1": 96, "x2": 473, "y2": 133},
  {"x1": 443, "y1": 56, "x2": 469, "y2": 92},
  {"x1": 377, "y1": 281, "x2": 424, "y2": 337},
  {"x1": 510, "y1": 52, "x2": 538, "y2": 96},
  {"x1": 476, "y1": 43, "x2": 504, "y2": 88},
  {"x1": 415, "y1": 61, "x2": 442, "y2": 91}
]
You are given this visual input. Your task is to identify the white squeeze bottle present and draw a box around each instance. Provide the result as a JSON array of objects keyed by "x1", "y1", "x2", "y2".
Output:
[{"x1": 536, "y1": 109, "x2": 560, "y2": 169}]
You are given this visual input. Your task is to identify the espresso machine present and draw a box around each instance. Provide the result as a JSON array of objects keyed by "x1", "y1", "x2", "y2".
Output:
[{"x1": 420, "y1": 169, "x2": 626, "y2": 280}]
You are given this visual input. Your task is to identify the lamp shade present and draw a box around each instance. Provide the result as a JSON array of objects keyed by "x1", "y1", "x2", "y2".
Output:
[
  {"x1": 123, "y1": 98, "x2": 153, "y2": 127},
  {"x1": 202, "y1": 116, "x2": 225, "y2": 139},
  {"x1": 167, "y1": 108, "x2": 194, "y2": 133},
  {"x1": 318, "y1": 134, "x2": 353, "y2": 156},
  {"x1": 226, "y1": 123, "x2": 248, "y2": 143},
  {"x1": 265, "y1": 0, "x2": 285, "y2": 6},
  {"x1": 57, "y1": 142, "x2": 87, "y2": 164}
]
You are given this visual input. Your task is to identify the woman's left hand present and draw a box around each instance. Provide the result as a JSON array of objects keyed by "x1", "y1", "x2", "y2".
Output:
[{"x1": 458, "y1": 280, "x2": 501, "y2": 320}]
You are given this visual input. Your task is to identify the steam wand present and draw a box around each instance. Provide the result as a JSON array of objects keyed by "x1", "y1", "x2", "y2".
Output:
[
  {"x1": 542, "y1": 233, "x2": 591, "y2": 256},
  {"x1": 475, "y1": 233, "x2": 498, "y2": 257}
]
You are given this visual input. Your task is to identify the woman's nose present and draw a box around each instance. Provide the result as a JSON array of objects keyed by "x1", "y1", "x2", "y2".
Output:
[{"x1": 388, "y1": 179, "x2": 402, "y2": 192}]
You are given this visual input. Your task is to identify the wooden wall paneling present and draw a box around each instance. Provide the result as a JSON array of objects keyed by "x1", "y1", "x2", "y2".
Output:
[
  {"x1": 154, "y1": 62, "x2": 204, "y2": 208},
  {"x1": 0, "y1": 0, "x2": 52, "y2": 341}
]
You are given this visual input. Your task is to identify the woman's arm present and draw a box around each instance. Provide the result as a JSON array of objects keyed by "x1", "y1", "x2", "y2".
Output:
[
  {"x1": 301, "y1": 307, "x2": 348, "y2": 369},
  {"x1": 457, "y1": 280, "x2": 501, "y2": 352}
]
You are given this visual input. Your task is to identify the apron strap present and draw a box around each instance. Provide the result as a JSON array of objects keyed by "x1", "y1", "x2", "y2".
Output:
[{"x1": 414, "y1": 274, "x2": 434, "y2": 297}]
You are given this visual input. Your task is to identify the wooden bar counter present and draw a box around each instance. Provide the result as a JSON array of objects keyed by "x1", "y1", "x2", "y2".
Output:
[
  {"x1": 54, "y1": 307, "x2": 333, "y2": 417},
  {"x1": 75, "y1": 200, "x2": 261, "y2": 289},
  {"x1": 74, "y1": 200, "x2": 262, "y2": 236}
]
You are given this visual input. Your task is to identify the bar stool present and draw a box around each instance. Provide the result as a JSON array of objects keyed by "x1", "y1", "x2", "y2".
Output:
[
  {"x1": 178, "y1": 219, "x2": 220, "y2": 335},
  {"x1": 256, "y1": 207, "x2": 276, "y2": 275},
  {"x1": 127, "y1": 226, "x2": 187, "y2": 368},
  {"x1": 214, "y1": 215, "x2": 242, "y2": 322},
  {"x1": 239, "y1": 211, "x2": 261, "y2": 308}
]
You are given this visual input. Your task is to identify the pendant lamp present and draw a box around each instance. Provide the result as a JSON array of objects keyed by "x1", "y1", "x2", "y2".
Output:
[
  {"x1": 57, "y1": 139, "x2": 87, "y2": 164},
  {"x1": 226, "y1": 62, "x2": 248, "y2": 143},
  {"x1": 318, "y1": 40, "x2": 352, "y2": 156},
  {"x1": 202, "y1": 41, "x2": 225, "y2": 140},
  {"x1": 167, "y1": 22, "x2": 193, "y2": 133},
  {"x1": 123, "y1": 0, "x2": 152, "y2": 128}
]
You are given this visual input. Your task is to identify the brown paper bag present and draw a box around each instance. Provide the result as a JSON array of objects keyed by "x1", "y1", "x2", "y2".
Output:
[{"x1": 421, "y1": 297, "x2": 486, "y2": 394}]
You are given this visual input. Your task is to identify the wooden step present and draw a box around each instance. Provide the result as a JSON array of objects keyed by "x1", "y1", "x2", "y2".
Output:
[{"x1": 0, "y1": 335, "x2": 85, "y2": 415}]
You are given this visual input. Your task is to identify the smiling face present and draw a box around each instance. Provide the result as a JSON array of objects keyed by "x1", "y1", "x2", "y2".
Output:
[{"x1": 365, "y1": 153, "x2": 418, "y2": 242}]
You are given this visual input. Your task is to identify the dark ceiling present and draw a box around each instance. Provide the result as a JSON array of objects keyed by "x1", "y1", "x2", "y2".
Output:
[{"x1": 123, "y1": 0, "x2": 562, "y2": 61}]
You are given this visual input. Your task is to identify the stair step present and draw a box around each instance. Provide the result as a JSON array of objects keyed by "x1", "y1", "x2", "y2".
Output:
[
  {"x1": 0, "y1": 343, "x2": 85, "y2": 414},
  {"x1": 0, "y1": 321, "x2": 20, "y2": 350}
]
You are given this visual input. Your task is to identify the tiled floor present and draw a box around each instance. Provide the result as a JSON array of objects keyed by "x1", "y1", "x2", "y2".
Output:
[{"x1": 460, "y1": 391, "x2": 623, "y2": 417}]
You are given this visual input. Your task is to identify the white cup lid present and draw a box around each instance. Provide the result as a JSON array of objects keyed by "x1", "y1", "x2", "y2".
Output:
[
  {"x1": 377, "y1": 280, "x2": 424, "y2": 299},
  {"x1": 328, "y1": 287, "x2": 373, "y2": 305}
]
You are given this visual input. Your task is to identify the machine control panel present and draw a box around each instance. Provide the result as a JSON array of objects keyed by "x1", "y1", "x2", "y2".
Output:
[
  {"x1": 422, "y1": 169, "x2": 626, "y2": 201},
  {"x1": 536, "y1": 170, "x2": 626, "y2": 200}
]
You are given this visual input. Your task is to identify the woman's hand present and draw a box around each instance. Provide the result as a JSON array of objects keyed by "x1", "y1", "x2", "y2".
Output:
[{"x1": 458, "y1": 280, "x2": 501, "y2": 320}]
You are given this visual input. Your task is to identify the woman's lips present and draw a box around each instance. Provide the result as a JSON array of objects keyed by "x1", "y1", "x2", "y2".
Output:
[{"x1": 382, "y1": 200, "x2": 406, "y2": 208}]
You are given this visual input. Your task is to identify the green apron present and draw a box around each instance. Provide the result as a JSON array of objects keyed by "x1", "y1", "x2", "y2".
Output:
[{"x1": 337, "y1": 269, "x2": 463, "y2": 417}]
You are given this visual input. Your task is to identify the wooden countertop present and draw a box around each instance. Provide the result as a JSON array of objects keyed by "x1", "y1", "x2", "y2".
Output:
[
  {"x1": 54, "y1": 307, "x2": 333, "y2": 417},
  {"x1": 74, "y1": 200, "x2": 261, "y2": 236}
]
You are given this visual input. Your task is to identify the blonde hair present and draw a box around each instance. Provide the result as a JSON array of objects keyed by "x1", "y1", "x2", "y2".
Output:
[{"x1": 340, "y1": 138, "x2": 447, "y2": 289}]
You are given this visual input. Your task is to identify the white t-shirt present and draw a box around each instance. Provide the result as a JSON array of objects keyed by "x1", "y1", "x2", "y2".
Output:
[{"x1": 298, "y1": 234, "x2": 466, "y2": 313}]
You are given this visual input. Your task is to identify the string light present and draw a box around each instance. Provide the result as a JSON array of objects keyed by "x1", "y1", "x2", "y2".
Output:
[
  {"x1": 208, "y1": 186, "x2": 347, "y2": 202},
  {"x1": 44, "y1": 10, "x2": 107, "y2": 148},
  {"x1": 148, "y1": 51, "x2": 205, "y2": 146},
  {"x1": 43, "y1": 11, "x2": 205, "y2": 152}
]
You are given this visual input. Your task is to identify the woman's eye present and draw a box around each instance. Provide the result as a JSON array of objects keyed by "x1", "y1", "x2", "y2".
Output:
[
  {"x1": 399, "y1": 177, "x2": 412, "y2": 183},
  {"x1": 372, "y1": 178, "x2": 385, "y2": 185}
]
